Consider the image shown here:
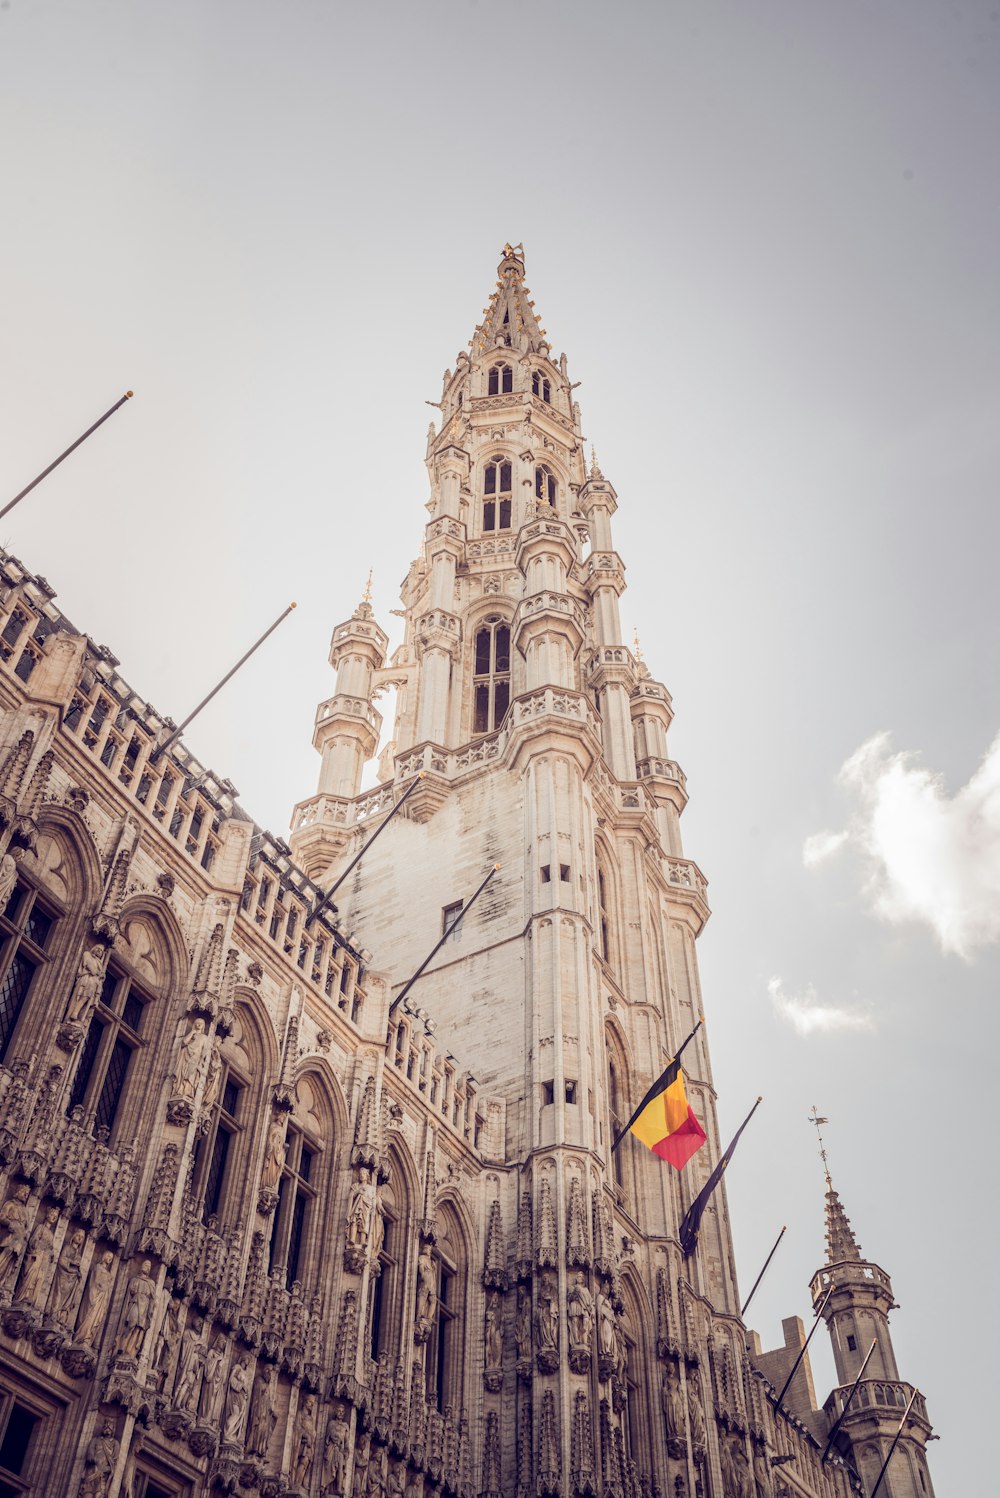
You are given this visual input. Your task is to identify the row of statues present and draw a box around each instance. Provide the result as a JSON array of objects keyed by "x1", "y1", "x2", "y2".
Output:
[{"x1": 0, "y1": 1182, "x2": 116, "y2": 1346}]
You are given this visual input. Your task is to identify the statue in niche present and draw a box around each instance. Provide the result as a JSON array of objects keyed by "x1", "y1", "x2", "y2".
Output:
[
  {"x1": 153, "y1": 1295, "x2": 182, "y2": 1390},
  {"x1": 291, "y1": 1393, "x2": 318, "y2": 1487},
  {"x1": 415, "y1": 1241, "x2": 436, "y2": 1333},
  {"x1": 388, "y1": 1458, "x2": 407, "y2": 1498},
  {"x1": 347, "y1": 1168, "x2": 374, "y2": 1249},
  {"x1": 535, "y1": 1274, "x2": 559, "y2": 1370},
  {"x1": 597, "y1": 1293, "x2": 616, "y2": 1363},
  {"x1": 114, "y1": 1259, "x2": 157, "y2": 1362},
  {"x1": 614, "y1": 1317, "x2": 629, "y2": 1381},
  {"x1": 222, "y1": 1355, "x2": 252, "y2": 1445},
  {"x1": 173, "y1": 1315, "x2": 205, "y2": 1412},
  {"x1": 321, "y1": 1405, "x2": 350, "y2": 1496},
  {"x1": 515, "y1": 1285, "x2": 532, "y2": 1363},
  {"x1": 246, "y1": 1361, "x2": 277, "y2": 1459},
  {"x1": 260, "y1": 1117, "x2": 287, "y2": 1192},
  {"x1": 47, "y1": 1225, "x2": 86, "y2": 1328},
  {"x1": 0, "y1": 850, "x2": 19, "y2": 916},
  {"x1": 686, "y1": 1366, "x2": 707, "y2": 1462},
  {"x1": 0, "y1": 1182, "x2": 31, "y2": 1294},
  {"x1": 75, "y1": 1249, "x2": 115, "y2": 1348},
  {"x1": 661, "y1": 1361, "x2": 686, "y2": 1457},
  {"x1": 404, "y1": 1472, "x2": 422, "y2": 1498},
  {"x1": 202, "y1": 1035, "x2": 224, "y2": 1111},
  {"x1": 730, "y1": 1441, "x2": 754, "y2": 1498},
  {"x1": 199, "y1": 1336, "x2": 227, "y2": 1423},
  {"x1": 352, "y1": 1433, "x2": 370, "y2": 1498},
  {"x1": 753, "y1": 1444, "x2": 772, "y2": 1498},
  {"x1": 484, "y1": 1291, "x2": 503, "y2": 1371},
  {"x1": 67, "y1": 945, "x2": 106, "y2": 1024},
  {"x1": 370, "y1": 1192, "x2": 385, "y2": 1261},
  {"x1": 567, "y1": 1273, "x2": 594, "y2": 1357},
  {"x1": 16, "y1": 1204, "x2": 58, "y2": 1306},
  {"x1": 173, "y1": 1017, "x2": 209, "y2": 1101},
  {"x1": 366, "y1": 1441, "x2": 388, "y2": 1498},
  {"x1": 77, "y1": 1418, "x2": 119, "y2": 1498}
]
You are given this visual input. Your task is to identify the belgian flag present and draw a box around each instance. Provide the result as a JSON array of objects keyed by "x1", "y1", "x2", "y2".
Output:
[{"x1": 611, "y1": 1021, "x2": 707, "y2": 1170}]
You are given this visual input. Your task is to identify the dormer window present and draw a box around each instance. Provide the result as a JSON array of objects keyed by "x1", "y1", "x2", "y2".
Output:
[
  {"x1": 488, "y1": 364, "x2": 513, "y2": 396},
  {"x1": 535, "y1": 465, "x2": 557, "y2": 506},
  {"x1": 483, "y1": 459, "x2": 512, "y2": 532},
  {"x1": 532, "y1": 371, "x2": 551, "y2": 403}
]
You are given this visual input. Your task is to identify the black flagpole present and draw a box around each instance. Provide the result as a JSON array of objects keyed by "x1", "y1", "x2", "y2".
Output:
[
  {"x1": 150, "y1": 603, "x2": 296, "y2": 763},
  {"x1": 741, "y1": 1225, "x2": 787, "y2": 1317},
  {"x1": 388, "y1": 865, "x2": 499, "y2": 1018},
  {"x1": 1, "y1": 391, "x2": 133, "y2": 521},
  {"x1": 610, "y1": 1017, "x2": 704, "y2": 1153},
  {"x1": 821, "y1": 1339, "x2": 878, "y2": 1463},
  {"x1": 307, "y1": 772, "x2": 426, "y2": 928},
  {"x1": 869, "y1": 1387, "x2": 918, "y2": 1498},
  {"x1": 774, "y1": 1285, "x2": 833, "y2": 1414}
]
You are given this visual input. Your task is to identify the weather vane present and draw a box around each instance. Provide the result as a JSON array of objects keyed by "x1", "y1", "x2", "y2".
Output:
[
  {"x1": 808, "y1": 1105, "x2": 832, "y2": 1186},
  {"x1": 362, "y1": 569, "x2": 374, "y2": 607}
]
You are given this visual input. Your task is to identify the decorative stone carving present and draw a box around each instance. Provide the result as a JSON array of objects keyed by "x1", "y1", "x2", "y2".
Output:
[
  {"x1": 661, "y1": 1360, "x2": 686, "y2": 1458},
  {"x1": 515, "y1": 1284, "x2": 532, "y2": 1381},
  {"x1": 16, "y1": 1202, "x2": 58, "y2": 1307},
  {"x1": 113, "y1": 1258, "x2": 157, "y2": 1363},
  {"x1": 0, "y1": 849, "x2": 19, "y2": 915},
  {"x1": 597, "y1": 1292, "x2": 617, "y2": 1381},
  {"x1": 77, "y1": 1418, "x2": 119, "y2": 1498},
  {"x1": 66, "y1": 945, "x2": 107, "y2": 1025},
  {"x1": 535, "y1": 1272, "x2": 559, "y2": 1374},
  {"x1": 687, "y1": 1366, "x2": 707, "y2": 1463},
  {"x1": 173, "y1": 1315, "x2": 206, "y2": 1412},
  {"x1": 567, "y1": 1271, "x2": 595, "y2": 1374},
  {"x1": 75, "y1": 1248, "x2": 115, "y2": 1348},
  {"x1": 246, "y1": 1361, "x2": 277, "y2": 1459},
  {"x1": 321, "y1": 1405, "x2": 350, "y2": 1496},
  {"x1": 153, "y1": 1294, "x2": 182, "y2": 1391},
  {"x1": 414, "y1": 1240, "x2": 436, "y2": 1343},
  {"x1": 173, "y1": 1016, "x2": 210, "y2": 1102},
  {"x1": 290, "y1": 1391, "x2": 318, "y2": 1486},
  {"x1": 202, "y1": 1034, "x2": 224, "y2": 1111},
  {"x1": 46, "y1": 1224, "x2": 86, "y2": 1328},
  {"x1": 753, "y1": 1443, "x2": 773, "y2": 1497},
  {"x1": 200, "y1": 1335, "x2": 227, "y2": 1424},
  {"x1": 483, "y1": 1289, "x2": 503, "y2": 1390},
  {"x1": 0, "y1": 1181, "x2": 31, "y2": 1298},
  {"x1": 222, "y1": 1355, "x2": 252, "y2": 1446},
  {"x1": 258, "y1": 1116, "x2": 287, "y2": 1212},
  {"x1": 345, "y1": 1166, "x2": 376, "y2": 1272}
]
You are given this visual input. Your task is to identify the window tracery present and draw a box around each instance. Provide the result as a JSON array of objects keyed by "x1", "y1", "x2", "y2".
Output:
[
  {"x1": 487, "y1": 364, "x2": 512, "y2": 396},
  {"x1": 472, "y1": 616, "x2": 511, "y2": 735},
  {"x1": 535, "y1": 464, "x2": 556, "y2": 506},
  {"x1": 482, "y1": 458, "x2": 512, "y2": 532}
]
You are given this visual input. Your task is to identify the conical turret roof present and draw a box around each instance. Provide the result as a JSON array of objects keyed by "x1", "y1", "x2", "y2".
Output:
[
  {"x1": 825, "y1": 1181, "x2": 863, "y2": 1264},
  {"x1": 471, "y1": 243, "x2": 550, "y2": 357}
]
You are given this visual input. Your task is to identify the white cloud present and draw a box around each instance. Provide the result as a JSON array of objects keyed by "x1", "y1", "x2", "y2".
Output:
[
  {"x1": 807, "y1": 730, "x2": 1000, "y2": 960},
  {"x1": 767, "y1": 977, "x2": 876, "y2": 1037}
]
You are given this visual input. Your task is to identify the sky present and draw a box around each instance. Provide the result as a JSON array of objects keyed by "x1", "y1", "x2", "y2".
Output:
[{"x1": 1, "y1": 2, "x2": 998, "y2": 1490}]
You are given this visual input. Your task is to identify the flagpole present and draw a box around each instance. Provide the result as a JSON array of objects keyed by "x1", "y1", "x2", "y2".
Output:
[
  {"x1": 869, "y1": 1387, "x2": 918, "y2": 1498},
  {"x1": 774, "y1": 1285, "x2": 833, "y2": 1414},
  {"x1": 306, "y1": 772, "x2": 425, "y2": 928},
  {"x1": 0, "y1": 391, "x2": 133, "y2": 521},
  {"x1": 387, "y1": 865, "x2": 499, "y2": 1018},
  {"x1": 150, "y1": 603, "x2": 297, "y2": 763},
  {"x1": 740, "y1": 1225, "x2": 787, "y2": 1317},
  {"x1": 821, "y1": 1339, "x2": 878, "y2": 1463},
  {"x1": 611, "y1": 1017, "x2": 703, "y2": 1152},
  {"x1": 680, "y1": 1094, "x2": 764, "y2": 1256}
]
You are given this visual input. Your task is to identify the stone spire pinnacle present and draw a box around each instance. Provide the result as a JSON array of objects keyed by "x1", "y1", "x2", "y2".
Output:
[
  {"x1": 824, "y1": 1182, "x2": 863, "y2": 1264},
  {"x1": 470, "y1": 243, "x2": 550, "y2": 357}
]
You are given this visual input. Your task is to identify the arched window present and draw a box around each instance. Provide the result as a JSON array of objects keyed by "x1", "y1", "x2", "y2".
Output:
[
  {"x1": 531, "y1": 370, "x2": 551, "y2": 403},
  {"x1": 535, "y1": 465, "x2": 556, "y2": 506},
  {"x1": 267, "y1": 1073, "x2": 328, "y2": 1289},
  {"x1": 487, "y1": 364, "x2": 513, "y2": 396},
  {"x1": 67, "y1": 959, "x2": 152, "y2": 1141},
  {"x1": 191, "y1": 1038, "x2": 248, "y2": 1227},
  {"x1": 482, "y1": 458, "x2": 512, "y2": 532},
  {"x1": 369, "y1": 1172, "x2": 399, "y2": 1360},
  {"x1": 425, "y1": 1207, "x2": 467, "y2": 1412},
  {"x1": 597, "y1": 864, "x2": 611, "y2": 965},
  {"x1": 619, "y1": 1283, "x2": 652, "y2": 1474},
  {"x1": 607, "y1": 1050, "x2": 625, "y2": 1190},
  {"x1": 0, "y1": 872, "x2": 58, "y2": 1062},
  {"x1": 473, "y1": 617, "x2": 511, "y2": 734}
]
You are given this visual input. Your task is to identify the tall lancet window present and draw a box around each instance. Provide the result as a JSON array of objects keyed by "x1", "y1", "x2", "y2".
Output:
[
  {"x1": 473, "y1": 617, "x2": 511, "y2": 735},
  {"x1": 535, "y1": 465, "x2": 557, "y2": 506},
  {"x1": 482, "y1": 459, "x2": 512, "y2": 532},
  {"x1": 488, "y1": 364, "x2": 513, "y2": 395},
  {"x1": 531, "y1": 370, "x2": 551, "y2": 403}
]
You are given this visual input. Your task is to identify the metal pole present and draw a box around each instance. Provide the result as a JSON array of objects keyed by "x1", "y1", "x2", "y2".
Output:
[
  {"x1": 307, "y1": 772, "x2": 426, "y2": 927},
  {"x1": 869, "y1": 1387, "x2": 918, "y2": 1498},
  {"x1": 150, "y1": 603, "x2": 296, "y2": 763},
  {"x1": 821, "y1": 1339, "x2": 878, "y2": 1463},
  {"x1": 1, "y1": 391, "x2": 133, "y2": 521},
  {"x1": 774, "y1": 1286, "x2": 833, "y2": 1414},
  {"x1": 741, "y1": 1225, "x2": 787, "y2": 1318},
  {"x1": 388, "y1": 865, "x2": 499, "y2": 1018}
]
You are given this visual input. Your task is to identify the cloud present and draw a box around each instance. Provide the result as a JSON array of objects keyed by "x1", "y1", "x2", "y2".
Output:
[
  {"x1": 767, "y1": 977, "x2": 876, "y2": 1037},
  {"x1": 806, "y1": 731, "x2": 1000, "y2": 960}
]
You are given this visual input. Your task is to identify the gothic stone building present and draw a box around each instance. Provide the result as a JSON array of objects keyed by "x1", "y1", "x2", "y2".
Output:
[{"x1": 0, "y1": 247, "x2": 935, "y2": 1498}]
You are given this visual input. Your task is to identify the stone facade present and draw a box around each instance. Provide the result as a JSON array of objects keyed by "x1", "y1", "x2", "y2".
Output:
[{"x1": 0, "y1": 246, "x2": 934, "y2": 1498}]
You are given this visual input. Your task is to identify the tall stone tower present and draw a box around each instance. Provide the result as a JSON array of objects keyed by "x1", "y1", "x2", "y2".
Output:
[{"x1": 813, "y1": 1178, "x2": 937, "y2": 1496}]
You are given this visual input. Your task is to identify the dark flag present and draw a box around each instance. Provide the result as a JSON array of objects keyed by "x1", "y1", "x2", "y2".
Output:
[{"x1": 679, "y1": 1096, "x2": 762, "y2": 1257}]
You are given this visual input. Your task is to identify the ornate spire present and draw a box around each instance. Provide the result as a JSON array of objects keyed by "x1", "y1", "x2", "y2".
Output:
[
  {"x1": 825, "y1": 1184, "x2": 863, "y2": 1264},
  {"x1": 470, "y1": 243, "x2": 550, "y2": 357}
]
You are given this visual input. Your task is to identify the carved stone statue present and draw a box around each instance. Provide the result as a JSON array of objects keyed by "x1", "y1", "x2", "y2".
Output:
[
  {"x1": 597, "y1": 1293, "x2": 616, "y2": 1361},
  {"x1": 153, "y1": 1294, "x2": 182, "y2": 1389},
  {"x1": 415, "y1": 1241, "x2": 436, "y2": 1331},
  {"x1": 75, "y1": 1249, "x2": 115, "y2": 1348},
  {"x1": 661, "y1": 1361, "x2": 685, "y2": 1455},
  {"x1": 47, "y1": 1225, "x2": 86, "y2": 1327},
  {"x1": 484, "y1": 1291, "x2": 503, "y2": 1371},
  {"x1": 753, "y1": 1444, "x2": 773, "y2": 1497},
  {"x1": 202, "y1": 1035, "x2": 223, "y2": 1110},
  {"x1": 115, "y1": 1259, "x2": 157, "y2": 1361},
  {"x1": 686, "y1": 1366, "x2": 707, "y2": 1461},
  {"x1": 347, "y1": 1168, "x2": 373, "y2": 1248},
  {"x1": 321, "y1": 1405, "x2": 350, "y2": 1496},
  {"x1": 77, "y1": 1418, "x2": 119, "y2": 1498},
  {"x1": 567, "y1": 1273, "x2": 594, "y2": 1354},
  {"x1": 222, "y1": 1355, "x2": 252, "y2": 1445},
  {"x1": 0, "y1": 850, "x2": 19, "y2": 916},
  {"x1": 67, "y1": 945, "x2": 107, "y2": 1024},
  {"x1": 173, "y1": 1017, "x2": 209, "y2": 1101},
  {"x1": 535, "y1": 1275, "x2": 559, "y2": 1370},
  {"x1": 16, "y1": 1204, "x2": 58, "y2": 1306},
  {"x1": 388, "y1": 1458, "x2": 407, "y2": 1498},
  {"x1": 370, "y1": 1193, "x2": 385, "y2": 1261},
  {"x1": 199, "y1": 1336, "x2": 226, "y2": 1423},
  {"x1": 0, "y1": 1182, "x2": 31, "y2": 1294},
  {"x1": 246, "y1": 1361, "x2": 277, "y2": 1458},
  {"x1": 514, "y1": 1285, "x2": 532, "y2": 1362},
  {"x1": 366, "y1": 1441, "x2": 388, "y2": 1498},
  {"x1": 260, "y1": 1118, "x2": 287, "y2": 1192},
  {"x1": 173, "y1": 1315, "x2": 205, "y2": 1411},
  {"x1": 291, "y1": 1392, "x2": 318, "y2": 1486},
  {"x1": 731, "y1": 1440, "x2": 754, "y2": 1498}
]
